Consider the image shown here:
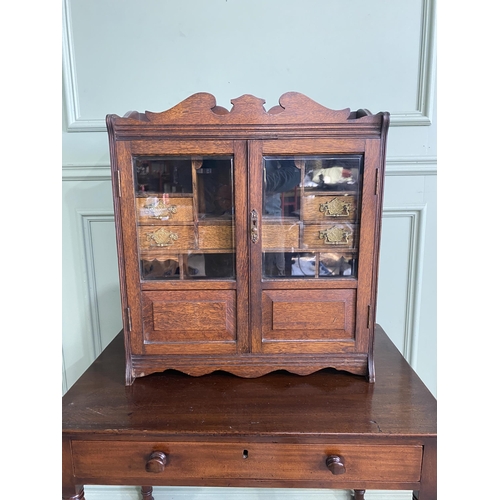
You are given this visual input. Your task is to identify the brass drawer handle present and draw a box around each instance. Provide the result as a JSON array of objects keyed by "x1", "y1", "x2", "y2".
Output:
[
  {"x1": 146, "y1": 228, "x2": 179, "y2": 247},
  {"x1": 319, "y1": 198, "x2": 353, "y2": 217},
  {"x1": 318, "y1": 226, "x2": 352, "y2": 245},
  {"x1": 326, "y1": 454, "x2": 346, "y2": 475},
  {"x1": 145, "y1": 451, "x2": 168, "y2": 473},
  {"x1": 144, "y1": 201, "x2": 178, "y2": 220}
]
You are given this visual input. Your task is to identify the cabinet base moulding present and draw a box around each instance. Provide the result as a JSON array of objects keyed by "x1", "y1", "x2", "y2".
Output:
[{"x1": 129, "y1": 352, "x2": 372, "y2": 381}]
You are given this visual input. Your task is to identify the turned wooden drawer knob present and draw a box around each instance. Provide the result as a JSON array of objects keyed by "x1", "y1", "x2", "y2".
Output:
[
  {"x1": 326, "y1": 454, "x2": 346, "y2": 475},
  {"x1": 145, "y1": 451, "x2": 168, "y2": 473}
]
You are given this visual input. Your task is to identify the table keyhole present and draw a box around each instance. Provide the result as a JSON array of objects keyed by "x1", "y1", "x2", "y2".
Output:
[{"x1": 242, "y1": 449, "x2": 249, "y2": 459}]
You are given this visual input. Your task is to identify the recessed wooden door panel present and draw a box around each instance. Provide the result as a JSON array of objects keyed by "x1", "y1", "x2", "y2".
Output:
[
  {"x1": 142, "y1": 290, "x2": 236, "y2": 353},
  {"x1": 261, "y1": 289, "x2": 355, "y2": 353}
]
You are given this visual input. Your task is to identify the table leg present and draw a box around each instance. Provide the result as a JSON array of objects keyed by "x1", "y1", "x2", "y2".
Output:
[
  {"x1": 353, "y1": 490, "x2": 365, "y2": 500},
  {"x1": 413, "y1": 438, "x2": 437, "y2": 500},
  {"x1": 62, "y1": 485, "x2": 85, "y2": 500},
  {"x1": 63, "y1": 437, "x2": 85, "y2": 499},
  {"x1": 141, "y1": 486, "x2": 154, "y2": 500}
]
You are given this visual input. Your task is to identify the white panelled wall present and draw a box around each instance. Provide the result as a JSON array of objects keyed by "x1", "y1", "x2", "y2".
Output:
[{"x1": 62, "y1": 1, "x2": 436, "y2": 499}]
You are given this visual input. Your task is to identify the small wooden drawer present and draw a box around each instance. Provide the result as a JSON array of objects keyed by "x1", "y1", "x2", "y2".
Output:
[
  {"x1": 139, "y1": 225, "x2": 195, "y2": 252},
  {"x1": 262, "y1": 219, "x2": 300, "y2": 250},
  {"x1": 302, "y1": 194, "x2": 357, "y2": 221},
  {"x1": 136, "y1": 196, "x2": 193, "y2": 224},
  {"x1": 198, "y1": 222, "x2": 234, "y2": 250},
  {"x1": 303, "y1": 223, "x2": 356, "y2": 250},
  {"x1": 71, "y1": 440, "x2": 423, "y2": 485}
]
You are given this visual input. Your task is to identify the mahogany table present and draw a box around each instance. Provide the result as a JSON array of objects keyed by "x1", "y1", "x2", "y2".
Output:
[{"x1": 62, "y1": 325, "x2": 437, "y2": 500}]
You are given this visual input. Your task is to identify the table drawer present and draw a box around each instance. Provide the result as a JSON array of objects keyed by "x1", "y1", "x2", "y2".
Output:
[{"x1": 71, "y1": 441, "x2": 422, "y2": 483}]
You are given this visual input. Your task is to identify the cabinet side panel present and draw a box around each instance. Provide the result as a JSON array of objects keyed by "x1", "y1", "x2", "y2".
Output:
[
  {"x1": 355, "y1": 139, "x2": 380, "y2": 353},
  {"x1": 115, "y1": 141, "x2": 145, "y2": 356}
]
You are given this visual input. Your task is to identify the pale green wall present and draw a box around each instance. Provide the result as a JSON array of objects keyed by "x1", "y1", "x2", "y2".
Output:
[{"x1": 62, "y1": 1, "x2": 436, "y2": 498}]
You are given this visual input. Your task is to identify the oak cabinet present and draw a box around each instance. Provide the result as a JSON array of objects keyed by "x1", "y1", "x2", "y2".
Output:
[{"x1": 106, "y1": 92, "x2": 389, "y2": 385}]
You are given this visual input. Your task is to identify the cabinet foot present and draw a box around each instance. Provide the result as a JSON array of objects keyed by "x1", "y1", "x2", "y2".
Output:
[
  {"x1": 353, "y1": 490, "x2": 365, "y2": 500},
  {"x1": 141, "y1": 486, "x2": 154, "y2": 500}
]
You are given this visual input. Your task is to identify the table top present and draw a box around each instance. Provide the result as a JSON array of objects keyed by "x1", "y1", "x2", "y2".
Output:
[{"x1": 62, "y1": 325, "x2": 436, "y2": 440}]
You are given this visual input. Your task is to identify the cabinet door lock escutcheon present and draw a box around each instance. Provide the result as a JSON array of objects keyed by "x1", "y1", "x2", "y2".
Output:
[{"x1": 250, "y1": 209, "x2": 259, "y2": 243}]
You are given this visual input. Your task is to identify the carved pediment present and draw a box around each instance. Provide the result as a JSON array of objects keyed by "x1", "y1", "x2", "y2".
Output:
[
  {"x1": 114, "y1": 92, "x2": 366, "y2": 126},
  {"x1": 107, "y1": 92, "x2": 389, "y2": 142}
]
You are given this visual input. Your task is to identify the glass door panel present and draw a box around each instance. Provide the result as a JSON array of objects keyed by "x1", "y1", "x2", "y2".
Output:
[
  {"x1": 133, "y1": 156, "x2": 235, "y2": 280},
  {"x1": 262, "y1": 155, "x2": 363, "y2": 279}
]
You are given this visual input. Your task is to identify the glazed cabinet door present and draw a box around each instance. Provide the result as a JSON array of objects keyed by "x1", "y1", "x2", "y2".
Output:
[
  {"x1": 248, "y1": 139, "x2": 382, "y2": 356},
  {"x1": 114, "y1": 140, "x2": 249, "y2": 358}
]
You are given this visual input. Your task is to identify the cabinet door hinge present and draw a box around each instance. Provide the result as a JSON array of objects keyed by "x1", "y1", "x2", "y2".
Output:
[
  {"x1": 375, "y1": 169, "x2": 380, "y2": 196},
  {"x1": 367, "y1": 304, "x2": 371, "y2": 328},
  {"x1": 115, "y1": 170, "x2": 122, "y2": 198},
  {"x1": 125, "y1": 307, "x2": 132, "y2": 331}
]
